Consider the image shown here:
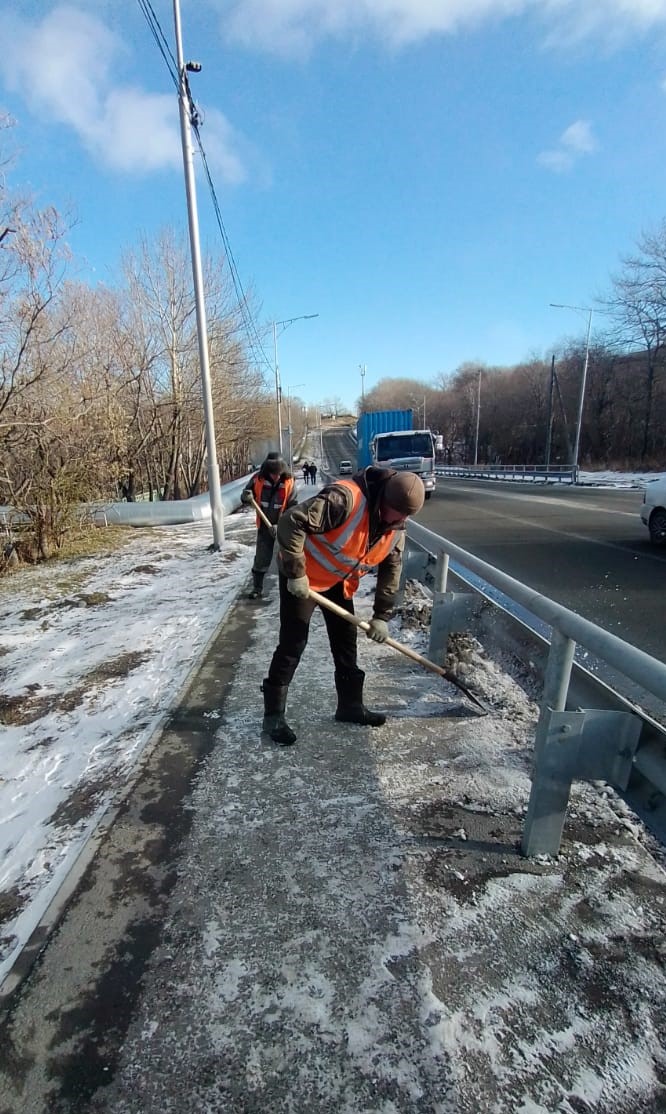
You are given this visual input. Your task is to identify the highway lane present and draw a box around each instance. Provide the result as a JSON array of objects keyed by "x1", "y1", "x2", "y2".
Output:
[
  {"x1": 418, "y1": 479, "x2": 665, "y2": 666},
  {"x1": 317, "y1": 429, "x2": 664, "y2": 667}
]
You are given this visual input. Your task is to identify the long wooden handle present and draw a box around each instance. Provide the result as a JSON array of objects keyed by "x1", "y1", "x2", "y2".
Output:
[
  {"x1": 249, "y1": 495, "x2": 273, "y2": 530},
  {"x1": 307, "y1": 588, "x2": 487, "y2": 712},
  {"x1": 308, "y1": 588, "x2": 447, "y2": 678}
]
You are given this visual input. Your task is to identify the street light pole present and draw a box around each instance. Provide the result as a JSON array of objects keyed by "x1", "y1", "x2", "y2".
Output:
[
  {"x1": 359, "y1": 363, "x2": 366, "y2": 405},
  {"x1": 272, "y1": 320, "x2": 283, "y2": 456},
  {"x1": 272, "y1": 314, "x2": 319, "y2": 457},
  {"x1": 173, "y1": 0, "x2": 224, "y2": 548},
  {"x1": 473, "y1": 370, "x2": 481, "y2": 466},
  {"x1": 285, "y1": 383, "x2": 305, "y2": 472},
  {"x1": 550, "y1": 302, "x2": 593, "y2": 476}
]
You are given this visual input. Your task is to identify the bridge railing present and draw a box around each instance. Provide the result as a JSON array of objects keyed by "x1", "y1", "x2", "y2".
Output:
[
  {"x1": 436, "y1": 464, "x2": 577, "y2": 483},
  {"x1": 403, "y1": 519, "x2": 666, "y2": 856}
]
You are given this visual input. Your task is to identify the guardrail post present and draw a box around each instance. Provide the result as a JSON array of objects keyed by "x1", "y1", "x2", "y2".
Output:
[
  {"x1": 397, "y1": 545, "x2": 432, "y2": 606},
  {"x1": 434, "y1": 551, "x2": 449, "y2": 594},
  {"x1": 521, "y1": 629, "x2": 576, "y2": 857},
  {"x1": 429, "y1": 591, "x2": 486, "y2": 660}
]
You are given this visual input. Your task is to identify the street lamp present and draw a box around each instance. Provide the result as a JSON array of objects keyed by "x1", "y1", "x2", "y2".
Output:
[
  {"x1": 550, "y1": 302, "x2": 593, "y2": 475},
  {"x1": 285, "y1": 383, "x2": 305, "y2": 472},
  {"x1": 172, "y1": 0, "x2": 224, "y2": 548},
  {"x1": 359, "y1": 363, "x2": 366, "y2": 404},
  {"x1": 473, "y1": 371, "x2": 481, "y2": 465},
  {"x1": 272, "y1": 314, "x2": 319, "y2": 454}
]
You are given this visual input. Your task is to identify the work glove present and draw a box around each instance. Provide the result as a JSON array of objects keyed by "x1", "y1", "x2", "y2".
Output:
[
  {"x1": 366, "y1": 618, "x2": 389, "y2": 643},
  {"x1": 287, "y1": 575, "x2": 310, "y2": 599},
  {"x1": 240, "y1": 489, "x2": 253, "y2": 506}
]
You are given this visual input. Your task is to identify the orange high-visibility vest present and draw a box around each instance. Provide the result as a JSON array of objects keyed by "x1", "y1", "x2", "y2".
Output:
[
  {"x1": 252, "y1": 475, "x2": 295, "y2": 527},
  {"x1": 304, "y1": 480, "x2": 398, "y2": 598}
]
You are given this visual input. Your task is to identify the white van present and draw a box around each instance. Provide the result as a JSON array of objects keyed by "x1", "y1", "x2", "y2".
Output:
[
  {"x1": 640, "y1": 477, "x2": 666, "y2": 544},
  {"x1": 339, "y1": 460, "x2": 353, "y2": 475}
]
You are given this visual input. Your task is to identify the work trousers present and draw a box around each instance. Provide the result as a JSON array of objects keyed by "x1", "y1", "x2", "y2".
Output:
[
  {"x1": 252, "y1": 524, "x2": 276, "y2": 575},
  {"x1": 267, "y1": 575, "x2": 358, "y2": 686}
]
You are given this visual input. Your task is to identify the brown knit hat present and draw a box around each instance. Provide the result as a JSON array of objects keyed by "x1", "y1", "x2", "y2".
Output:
[{"x1": 382, "y1": 472, "x2": 425, "y2": 516}]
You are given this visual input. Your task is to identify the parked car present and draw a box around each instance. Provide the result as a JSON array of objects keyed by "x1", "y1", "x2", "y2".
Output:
[
  {"x1": 339, "y1": 460, "x2": 353, "y2": 475},
  {"x1": 640, "y1": 477, "x2": 666, "y2": 544}
]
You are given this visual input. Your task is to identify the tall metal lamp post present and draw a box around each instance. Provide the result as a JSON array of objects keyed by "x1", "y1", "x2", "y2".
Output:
[
  {"x1": 359, "y1": 363, "x2": 366, "y2": 404},
  {"x1": 285, "y1": 383, "x2": 305, "y2": 472},
  {"x1": 550, "y1": 302, "x2": 593, "y2": 477},
  {"x1": 172, "y1": 0, "x2": 224, "y2": 547},
  {"x1": 272, "y1": 314, "x2": 319, "y2": 455}
]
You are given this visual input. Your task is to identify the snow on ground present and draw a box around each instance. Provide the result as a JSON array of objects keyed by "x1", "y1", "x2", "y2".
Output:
[
  {"x1": 579, "y1": 469, "x2": 666, "y2": 488},
  {"x1": 0, "y1": 514, "x2": 255, "y2": 989},
  {"x1": 0, "y1": 462, "x2": 663, "y2": 999},
  {"x1": 437, "y1": 468, "x2": 666, "y2": 488}
]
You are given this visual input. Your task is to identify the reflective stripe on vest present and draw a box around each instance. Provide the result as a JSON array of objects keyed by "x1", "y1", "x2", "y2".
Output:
[
  {"x1": 252, "y1": 475, "x2": 294, "y2": 526},
  {"x1": 303, "y1": 480, "x2": 397, "y2": 596}
]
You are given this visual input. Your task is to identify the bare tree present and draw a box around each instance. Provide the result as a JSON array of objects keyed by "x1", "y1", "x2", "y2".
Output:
[{"x1": 603, "y1": 221, "x2": 666, "y2": 463}]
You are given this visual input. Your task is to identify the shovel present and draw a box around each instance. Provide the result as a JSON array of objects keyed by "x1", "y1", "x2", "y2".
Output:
[
  {"x1": 248, "y1": 494, "x2": 277, "y2": 535},
  {"x1": 247, "y1": 494, "x2": 488, "y2": 714},
  {"x1": 307, "y1": 588, "x2": 489, "y2": 714}
]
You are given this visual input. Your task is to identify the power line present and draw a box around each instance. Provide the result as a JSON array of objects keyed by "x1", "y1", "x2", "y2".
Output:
[
  {"x1": 190, "y1": 119, "x2": 274, "y2": 374},
  {"x1": 136, "y1": 0, "x2": 274, "y2": 376},
  {"x1": 136, "y1": 0, "x2": 179, "y2": 91}
]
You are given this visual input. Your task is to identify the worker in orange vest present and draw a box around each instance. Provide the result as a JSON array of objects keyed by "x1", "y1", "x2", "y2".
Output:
[
  {"x1": 240, "y1": 453, "x2": 297, "y2": 599},
  {"x1": 261, "y1": 467, "x2": 425, "y2": 745}
]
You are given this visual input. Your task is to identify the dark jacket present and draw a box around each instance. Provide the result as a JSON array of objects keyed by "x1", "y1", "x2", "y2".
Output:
[{"x1": 276, "y1": 467, "x2": 405, "y2": 619}]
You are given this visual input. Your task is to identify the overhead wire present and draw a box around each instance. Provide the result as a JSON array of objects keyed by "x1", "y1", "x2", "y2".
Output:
[
  {"x1": 136, "y1": 0, "x2": 274, "y2": 376},
  {"x1": 136, "y1": 0, "x2": 179, "y2": 91}
]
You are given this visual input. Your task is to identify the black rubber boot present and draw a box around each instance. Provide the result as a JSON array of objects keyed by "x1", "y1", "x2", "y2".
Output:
[
  {"x1": 334, "y1": 669, "x2": 386, "y2": 727},
  {"x1": 261, "y1": 680, "x2": 297, "y2": 746},
  {"x1": 247, "y1": 572, "x2": 264, "y2": 600}
]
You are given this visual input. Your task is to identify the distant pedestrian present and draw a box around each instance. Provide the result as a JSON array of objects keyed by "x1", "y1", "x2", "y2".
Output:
[
  {"x1": 240, "y1": 453, "x2": 297, "y2": 599},
  {"x1": 309, "y1": 462, "x2": 318, "y2": 485},
  {"x1": 260, "y1": 466, "x2": 426, "y2": 745},
  {"x1": 302, "y1": 462, "x2": 311, "y2": 485}
]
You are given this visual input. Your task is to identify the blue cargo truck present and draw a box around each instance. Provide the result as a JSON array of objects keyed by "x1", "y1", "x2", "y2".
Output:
[{"x1": 356, "y1": 409, "x2": 436, "y2": 499}]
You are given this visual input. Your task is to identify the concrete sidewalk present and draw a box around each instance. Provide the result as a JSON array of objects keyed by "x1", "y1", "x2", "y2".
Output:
[{"x1": 1, "y1": 574, "x2": 666, "y2": 1113}]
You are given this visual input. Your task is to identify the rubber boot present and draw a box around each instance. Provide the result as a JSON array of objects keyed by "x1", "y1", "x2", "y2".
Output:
[
  {"x1": 261, "y1": 680, "x2": 297, "y2": 746},
  {"x1": 334, "y1": 669, "x2": 386, "y2": 727},
  {"x1": 247, "y1": 571, "x2": 265, "y2": 600}
]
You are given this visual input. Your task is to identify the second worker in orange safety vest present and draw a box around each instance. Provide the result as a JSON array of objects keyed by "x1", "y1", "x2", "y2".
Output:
[
  {"x1": 240, "y1": 453, "x2": 297, "y2": 599},
  {"x1": 261, "y1": 466, "x2": 426, "y2": 746}
]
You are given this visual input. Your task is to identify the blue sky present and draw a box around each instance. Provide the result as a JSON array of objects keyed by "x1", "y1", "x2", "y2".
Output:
[{"x1": 2, "y1": 2, "x2": 666, "y2": 411}]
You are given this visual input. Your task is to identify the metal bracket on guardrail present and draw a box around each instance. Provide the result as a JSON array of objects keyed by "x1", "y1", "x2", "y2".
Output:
[
  {"x1": 521, "y1": 708, "x2": 642, "y2": 857},
  {"x1": 429, "y1": 591, "x2": 487, "y2": 660},
  {"x1": 396, "y1": 546, "x2": 437, "y2": 606}
]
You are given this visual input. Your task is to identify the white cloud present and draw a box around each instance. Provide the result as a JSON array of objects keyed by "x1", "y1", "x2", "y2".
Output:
[
  {"x1": 206, "y1": 0, "x2": 666, "y2": 54},
  {"x1": 537, "y1": 118, "x2": 598, "y2": 172},
  {"x1": 0, "y1": 5, "x2": 246, "y2": 181}
]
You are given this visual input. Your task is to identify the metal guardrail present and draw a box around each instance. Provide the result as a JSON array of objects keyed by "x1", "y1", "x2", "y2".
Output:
[
  {"x1": 436, "y1": 464, "x2": 577, "y2": 483},
  {"x1": 404, "y1": 519, "x2": 666, "y2": 856}
]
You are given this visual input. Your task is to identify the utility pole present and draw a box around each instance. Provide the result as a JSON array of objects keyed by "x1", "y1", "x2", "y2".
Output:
[
  {"x1": 272, "y1": 314, "x2": 319, "y2": 456},
  {"x1": 473, "y1": 369, "x2": 482, "y2": 465},
  {"x1": 272, "y1": 321, "x2": 283, "y2": 456},
  {"x1": 571, "y1": 309, "x2": 593, "y2": 475},
  {"x1": 359, "y1": 363, "x2": 366, "y2": 405},
  {"x1": 549, "y1": 302, "x2": 593, "y2": 479},
  {"x1": 173, "y1": 0, "x2": 224, "y2": 548},
  {"x1": 545, "y1": 354, "x2": 555, "y2": 467}
]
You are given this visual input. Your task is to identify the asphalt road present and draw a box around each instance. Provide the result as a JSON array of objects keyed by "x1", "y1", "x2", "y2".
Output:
[
  {"x1": 418, "y1": 478, "x2": 665, "y2": 666},
  {"x1": 319, "y1": 430, "x2": 665, "y2": 668}
]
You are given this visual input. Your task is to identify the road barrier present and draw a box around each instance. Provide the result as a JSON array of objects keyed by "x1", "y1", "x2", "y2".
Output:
[
  {"x1": 436, "y1": 464, "x2": 577, "y2": 483},
  {"x1": 403, "y1": 520, "x2": 666, "y2": 856}
]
